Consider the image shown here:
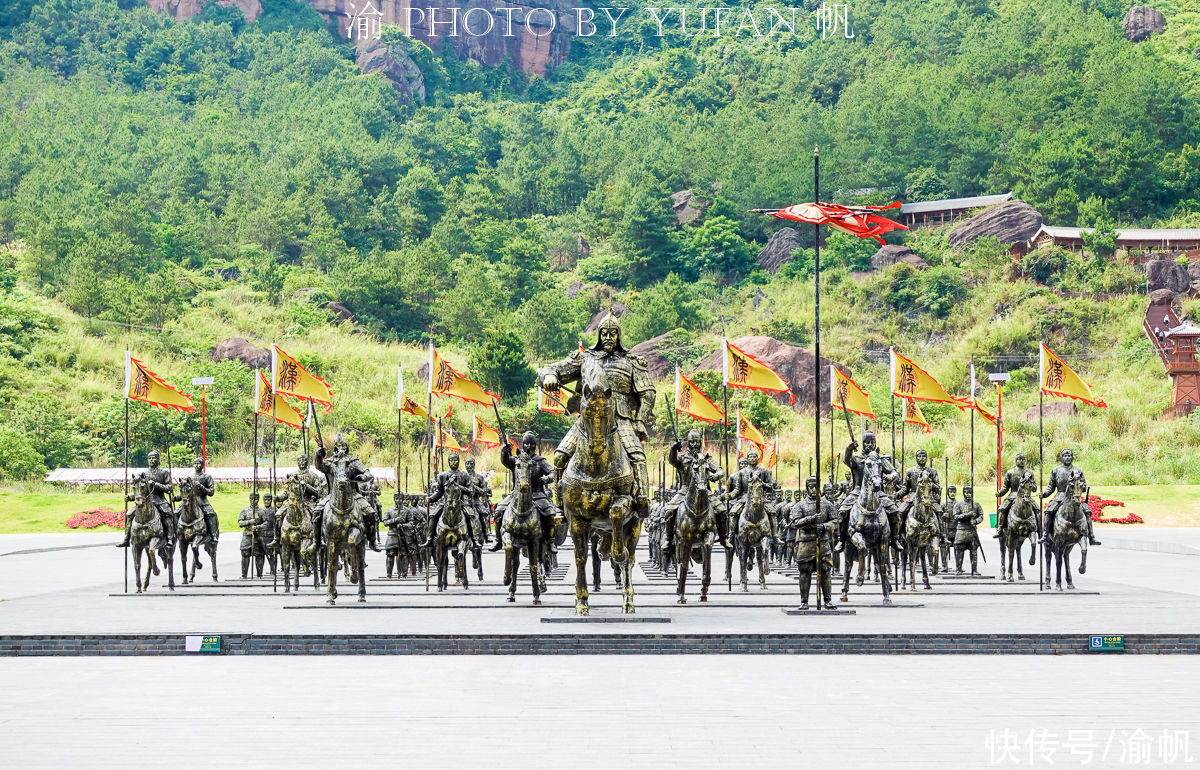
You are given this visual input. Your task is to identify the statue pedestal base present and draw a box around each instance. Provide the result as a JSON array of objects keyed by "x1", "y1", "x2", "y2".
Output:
[
  {"x1": 783, "y1": 608, "x2": 856, "y2": 616},
  {"x1": 541, "y1": 612, "x2": 671, "y2": 623}
]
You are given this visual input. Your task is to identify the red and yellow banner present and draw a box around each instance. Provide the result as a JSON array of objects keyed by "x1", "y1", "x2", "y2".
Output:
[
  {"x1": 763, "y1": 437, "x2": 779, "y2": 469},
  {"x1": 538, "y1": 386, "x2": 568, "y2": 414},
  {"x1": 125, "y1": 352, "x2": 194, "y2": 412},
  {"x1": 737, "y1": 408, "x2": 766, "y2": 452},
  {"x1": 675, "y1": 367, "x2": 725, "y2": 424},
  {"x1": 255, "y1": 371, "x2": 306, "y2": 430},
  {"x1": 831, "y1": 364, "x2": 874, "y2": 419},
  {"x1": 435, "y1": 420, "x2": 465, "y2": 453},
  {"x1": 1040, "y1": 343, "x2": 1106, "y2": 408},
  {"x1": 272, "y1": 344, "x2": 333, "y2": 410},
  {"x1": 473, "y1": 413, "x2": 500, "y2": 448},
  {"x1": 890, "y1": 349, "x2": 962, "y2": 406},
  {"x1": 902, "y1": 397, "x2": 932, "y2": 434},
  {"x1": 430, "y1": 344, "x2": 498, "y2": 407},
  {"x1": 723, "y1": 339, "x2": 793, "y2": 402}
]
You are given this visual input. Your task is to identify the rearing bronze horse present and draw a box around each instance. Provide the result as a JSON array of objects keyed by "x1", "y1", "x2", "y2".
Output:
[{"x1": 561, "y1": 363, "x2": 640, "y2": 615}]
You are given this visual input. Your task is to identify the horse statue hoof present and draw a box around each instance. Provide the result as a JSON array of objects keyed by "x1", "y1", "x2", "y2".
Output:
[
  {"x1": 575, "y1": 604, "x2": 589, "y2": 617},
  {"x1": 532, "y1": 599, "x2": 542, "y2": 607},
  {"x1": 507, "y1": 595, "x2": 515, "y2": 603},
  {"x1": 677, "y1": 597, "x2": 687, "y2": 605},
  {"x1": 326, "y1": 598, "x2": 335, "y2": 605},
  {"x1": 923, "y1": 583, "x2": 932, "y2": 590},
  {"x1": 740, "y1": 584, "x2": 749, "y2": 593},
  {"x1": 1067, "y1": 583, "x2": 1075, "y2": 590},
  {"x1": 882, "y1": 597, "x2": 893, "y2": 606},
  {"x1": 1078, "y1": 565, "x2": 1086, "y2": 575},
  {"x1": 700, "y1": 594, "x2": 708, "y2": 602}
]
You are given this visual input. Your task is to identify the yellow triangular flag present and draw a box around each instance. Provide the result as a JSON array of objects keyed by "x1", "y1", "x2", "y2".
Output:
[
  {"x1": 473, "y1": 413, "x2": 500, "y2": 447},
  {"x1": 429, "y1": 344, "x2": 499, "y2": 407},
  {"x1": 539, "y1": 386, "x2": 568, "y2": 414},
  {"x1": 125, "y1": 352, "x2": 194, "y2": 412},
  {"x1": 764, "y1": 437, "x2": 779, "y2": 468},
  {"x1": 400, "y1": 393, "x2": 429, "y2": 419},
  {"x1": 723, "y1": 339, "x2": 793, "y2": 401},
  {"x1": 890, "y1": 349, "x2": 961, "y2": 405},
  {"x1": 272, "y1": 344, "x2": 333, "y2": 410},
  {"x1": 831, "y1": 364, "x2": 875, "y2": 419},
  {"x1": 902, "y1": 397, "x2": 932, "y2": 434},
  {"x1": 435, "y1": 420, "x2": 465, "y2": 453},
  {"x1": 737, "y1": 408, "x2": 766, "y2": 448},
  {"x1": 255, "y1": 371, "x2": 306, "y2": 430},
  {"x1": 675, "y1": 367, "x2": 725, "y2": 424},
  {"x1": 1040, "y1": 343, "x2": 1106, "y2": 408}
]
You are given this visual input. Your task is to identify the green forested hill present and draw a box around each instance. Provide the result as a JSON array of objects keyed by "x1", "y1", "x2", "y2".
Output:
[{"x1": 1, "y1": 0, "x2": 1199, "y2": 485}]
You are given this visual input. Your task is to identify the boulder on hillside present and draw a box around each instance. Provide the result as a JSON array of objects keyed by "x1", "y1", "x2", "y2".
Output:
[
  {"x1": 584, "y1": 302, "x2": 630, "y2": 334},
  {"x1": 565, "y1": 281, "x2": 587, "y2": 300},
  {"x1": 1149, "y1": 288, "x2": 1177, "y2": 306},
  {"x1": 355, "y1": 39, "x2": 426, "y2": 106},
  {"x1": 627, "y1": 333, "x2": 675, "y2": 380},
  {"x1": 870, "y1": 244, "x2": 930, "y2": 271},
  {"x1": 1022, "y1": 401, "x2": 1078, "y2": 421},
  {"x1": 146, "y1": 0, "x2": 261, "y2": 21},
  {"x1": 697, "y1": 336, "x2": 845, "y2": 414},
  {"x1": 209, "y1": 337, "x2": 269, "y2": 369},
  {"x1": 1124, "y1": 6, "x2": 1166, "y2": 42},
  {"x1": 758, "y1": 228, "x2": 804, "y2": 274},
  {"x1": 323, "y1": 301, "x2": 356, "y2": 322},
  {"x1": 1145, "y1": 258, "x2": 1191, "y2": 294},
  {"x1": 1186, "y1": 261, "x2": 1200, "y2": 295},
  {"x1": 670, "y1": 190, "x2": 711, "y2": 225},
  {"x1": 948, "y1": 200, "x2": 1043, "y2": 250}
]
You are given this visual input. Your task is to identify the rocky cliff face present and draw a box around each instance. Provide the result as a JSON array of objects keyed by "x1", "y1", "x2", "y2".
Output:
[
  {"x1": 146, "y1": 0, "x2": 262, "y2": 22},
  {"x1": 146, "y1": 0, "x2": 573, "y2": 76}
]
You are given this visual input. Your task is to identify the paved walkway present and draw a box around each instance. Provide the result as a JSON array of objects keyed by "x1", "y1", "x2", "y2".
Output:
[
  {"x1": 1, "y1": 655, "x2": 1197, "y2": 768},
  {"x1": 2, "y1": 532, "x2": 1199, "y2": 636}
]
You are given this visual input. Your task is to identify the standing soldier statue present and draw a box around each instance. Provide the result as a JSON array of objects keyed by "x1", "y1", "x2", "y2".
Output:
[
  {"x1": 539, "y1": 312, "x2": 656, "y2": 521},
  {"x1": 464, "y1": 457, "x2": 493, "y2": 546},
  {"x1": 792, "y1": 476, "x2": 836, "y2": 610},
  {"x1": 823, "y1": 481, "x2": 842, "y2": 575},
  {"x1": 119, "y1": 449, "x2": 177, "y2": 549},
  {"x1": 953, "y1": 486, "x2": 985, "y2": 575},
  {"x1": 423, "y1": 453, "x2": 479, "y2": 548},
  {"x1": 382, "y1": 492, "x2": 405, "y2": 578},
  {"x1": 238, "y1": 490, "x2": 276, "y2": 578},
  {"x1": 994, "y1": 454, "x2": 1034, "y2": 538},
  {"x1": 1040, "y1": 449, "x2": 1101, "y2": 546},
  {"x1": 939, "y1": 484, "x2": 958, "y2": 571}
]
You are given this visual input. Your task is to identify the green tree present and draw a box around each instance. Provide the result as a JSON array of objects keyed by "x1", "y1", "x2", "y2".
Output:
[
  {"x1": 623, "y1": 273, "x2": 707, "y2": 342},
  {"x1": 682, "y1": 215, "x2": 756, "y2": 279},
  {"x1": 0, "y1": 428, "x2": 45, "y2": 481},
  {"x1": 469, "y1": 330, "x2": 535, "y2": 402}
]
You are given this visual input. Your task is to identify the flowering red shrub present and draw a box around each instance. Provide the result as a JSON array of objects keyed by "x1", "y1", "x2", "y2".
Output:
[
  {"x1": 1085, "y1": 495, "x2": 1143, "y2": 525},
  {"x1": 66, "y1": 508, "x2": 125, "y2": 529}
]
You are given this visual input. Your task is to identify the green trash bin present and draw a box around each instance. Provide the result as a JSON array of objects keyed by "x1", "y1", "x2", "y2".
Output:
[{"x1": 989, "y1": 513, "x2": 997, "y2": 528}]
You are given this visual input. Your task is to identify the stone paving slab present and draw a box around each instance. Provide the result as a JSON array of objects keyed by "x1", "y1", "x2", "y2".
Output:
[
  {"x1": 2, "y1": 532, "x2": 1199, "y2": 638},
  {"x1": 1, "y1": 656, "x2": 1198, "y2": 768}
]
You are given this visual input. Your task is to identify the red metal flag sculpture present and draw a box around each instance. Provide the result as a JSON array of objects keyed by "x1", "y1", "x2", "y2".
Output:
[{"x1": 754, "y1": 201, "x2": 908, "y2": 245}]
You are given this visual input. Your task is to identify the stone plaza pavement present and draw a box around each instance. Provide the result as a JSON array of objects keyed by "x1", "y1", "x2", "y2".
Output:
[
  {"x1": 1, "y1": 655, "x2": 1198, "y2": 768},
  {"x1": 1, "y1": 529, "x2": 1199, "y2": 636}
]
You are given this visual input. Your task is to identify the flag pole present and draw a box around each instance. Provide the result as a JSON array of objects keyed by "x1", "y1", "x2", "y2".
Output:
[
  {"x1": 889, "y1": 349, "x2": 897, "y2": 463},
  {"x1": 813, "y1": 145, "x2": 822, "y2": 508},
  {"x1": 901, "y1": 400, "x2": 906, "y2": 476},
  {"x1": 252, "y1": 372, "x2": 259, "y2": 582},
  {"x1": 123, "y1": 368, "x2": 129, "y2": 594},
  {"x1": 1038, "y1": 343, "x2": 1045, "y2": 592},
  {"x1": 271, "y1": 376, "x2": 278, "y2": 592},
  {"x1": 970, "y1": 362, "x2": 976, "y2": 495}
]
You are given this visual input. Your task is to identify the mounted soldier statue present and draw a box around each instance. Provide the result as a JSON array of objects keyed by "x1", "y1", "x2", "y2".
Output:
[
  {"x1": 316, "y1": 433, "x2": 372, "y2": 604},
  {"x1": 667, "y1": 430, "x2": 725, "y2": 604},
  {"x1": 995, "y1": 455, "x2": 1039, "y2": 582},
  {"x1": 836, "y1": 431, "x2": 899, "y2": 586},
  {"x1": 278, "y1": 454, "x2": 321, "y2": 592},
  {"x1": 541, "y1": 312, "x2": 655, "y2": 615},
  {"x1": 176, "y1": 458, "x2": 218, "y2": 584},
  {"x1": 497, "y1": 432, "x2": 556, "y2": 604},
  {"x1": 727, "y1": 447, "x2": 777, "y2": 591},
  {"x1": 425, "y1": 452, "x2": 477, "y2": 591},
  {"x1": 1042, "y1": 450, "x2": 1093, "y2": 590}
]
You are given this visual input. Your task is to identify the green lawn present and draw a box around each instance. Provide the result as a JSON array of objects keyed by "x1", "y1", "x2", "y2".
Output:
[{"x1": 0, "y1": 488, "x2": 252, "y2": 535}]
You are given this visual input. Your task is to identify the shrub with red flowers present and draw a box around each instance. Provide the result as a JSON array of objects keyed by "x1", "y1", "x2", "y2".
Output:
[
  {"x1": 66, "y1": 508, "x2": 125, "y2": 529},
  {"x1": 1085, "y1": 495, "x2": 1143, "y2": 525}
]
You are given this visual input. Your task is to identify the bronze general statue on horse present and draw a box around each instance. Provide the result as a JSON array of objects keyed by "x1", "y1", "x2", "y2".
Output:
[{"x1": 539, "y1": 312, "x2": 655, "y2": 615}]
